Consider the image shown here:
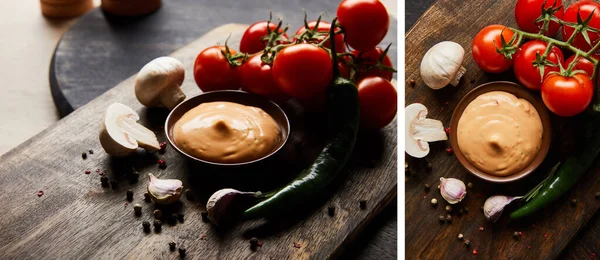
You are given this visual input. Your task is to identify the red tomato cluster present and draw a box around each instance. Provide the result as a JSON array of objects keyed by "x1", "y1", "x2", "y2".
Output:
[
  {"x1": 191, "y1": 0, "x2": 396, "y2": 129},
  {"x1": 472, "y1": 0, "x2": 600, "y2": 117}
]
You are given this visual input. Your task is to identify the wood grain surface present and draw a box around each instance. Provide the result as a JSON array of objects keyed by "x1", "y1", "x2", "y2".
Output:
[
  {"x1": 1, "y1": 23, "x2": 397, "y2": 259},
  {"x1": 405, "y1": 0, "x2": 600, "y2": 259}
]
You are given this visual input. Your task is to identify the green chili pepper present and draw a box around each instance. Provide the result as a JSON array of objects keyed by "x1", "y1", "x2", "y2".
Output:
[
  {"x1": 243, "y1": 18, "x2": 360, "y2": 219},
  {"x1": 510, "y1": 115, "x2": 600, "y2": 219}
]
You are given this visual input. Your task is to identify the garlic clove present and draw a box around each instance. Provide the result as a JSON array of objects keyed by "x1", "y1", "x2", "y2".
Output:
[
  {"x1": 420, "y1": 41, "x2": 466, "y2": 90},
  {"x1": 483, "y1": 195, "x2": 522, "y2": 222},
  {"x1": 206, "y1": 188, "x2": 262, "y2": 227},
  {"x1": 405, "y1": 103, "x2": 447, "y2": 158},
  {"x1": 439, "y1": 177, "x2": 466, "y2": 204},
  {"x1": 147, "y1": 173, "x2": 183, "y2": 205}
]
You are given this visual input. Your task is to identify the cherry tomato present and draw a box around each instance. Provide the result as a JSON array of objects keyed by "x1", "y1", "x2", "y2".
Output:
[
  {"x1": 295, "y1": 20, "x2": 345, "y2": 53},
  {"x1": 240, "y1": 53, "x2": 289, "y2": 103},
  {"x1": 472, "y1": 25, "x2": 516, "y2": 73},
  {"x1": 193, "y1": 46, "x2": 241, "y2": 92},
  {"x1": 515, "y1": 0, "x2": 563, "y2": 36},
  {"x1": 562, "y1": 1, "x2": 600, "y2": 52},
  {"x1": 541, "y1": 73, "x2": 594, "y2": 117},
  {"x1": 513, "y1": 40, "x2": 564, "y2": 90},
  {"x1": 352, "y1": 47, "x2": 393, "y2": 81},
  {"x1": 565, "y1": 53, "x2": 600, "y2": 77},
  {"x1": 357, "y1": 76, "x2": 397, "y2": 129},
  {"x1": 337, "y1": 0, "x2": 389, "y2": 51},
  {"x1": 240, "y1": 21, "x2": 289, "y2": 54},
  {"x1": 272, "y1": 44, "x2": 332, "y2": 100}
]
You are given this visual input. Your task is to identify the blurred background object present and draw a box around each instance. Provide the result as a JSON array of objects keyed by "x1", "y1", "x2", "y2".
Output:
[
  {"x1": 40, "y1": 0, "x2": 94, "y2": 18},
  {"x1": 101, "y1": 0, "x2": 161, "y2": 16}
]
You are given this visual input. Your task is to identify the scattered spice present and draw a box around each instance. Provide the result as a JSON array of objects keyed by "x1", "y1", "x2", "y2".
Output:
[
  {"x1": 110, "y1": 180, "x2": 118, "y2": 190},
  {"x1": 126, "y1": 190, "x2": 134, "y2": 201},
  {"x1": 467, "y1": 182, "x2": 473, "y2": 189},
  {"x1": 153, "y1": 209, "x2": 162, "y2": 219},
  {"x1": 591, "y1": 253, "x2": 596, "y2": 258},
  {"x1": 444, "y1": 127, "x2": 450, "y2": 135},
  {"x1": 85, "y1": 170, "x2": 91, "y2": 174},
  {"x1": 445, "y1": 214, "x2": 452, "y2": 223},
  {"x1": 257, "y1": 241, "x2": 263, "y2": 247},
  {"x1": 293, "y1": 242, "x2": 301, "y2": 248},
  {"x1": 571, "y1": 199, "x2": 577, "y2": 206},
  {"x1": 101, "y1": 176, "x2": 109, "y2": 187},
  {"x1": 464, "y1": 207, "x2": 469, "y2": 213},
  {"x1": 409, "y1": 79, "x2": 416, "y2": 86},
  {"x1": 526, "y1": 245, "x2": 532, "y2": 249},
  {"x1": 425, "y1": 161, "x2": 433, "y2": 171},
  {"x1": 250, "y1": 237, "x2": 259, "y2": 250},
  {"x1": 359, "y1": 200, "x2": 367, "y2": 209},
  {"x1": 153, "y1": 220, "x2": 162, "y2": 232},
  {"x1": 479, "y1": 226, "x2": 484, "y2": 231},
  {"x1": 144, "y1": 193, "x2": 151, "y2": 202},
  {"x1": 328, "y1": 205, "x2": 335, "y2": 216},
  {"x1": 200, "y1": 234, "x2": 207, "y2": 240},
  {"x1": 445, "y1": 205, "x2": 452, "y2": 213},
  {"x1": 129, "y1": 170, "x2": 139, "y2": 184},
  {"x1": 424, "y1": 184, "x2": 431, "y2": 192},
  {"x1": 438, "y1": 215, "x2": 446, "y2": 224},
  {"x1": 184, "y1": 189, "x2": 195, "y2": 201},
  {"x1": 458, "y1": 234, "x2": 463, "y2": 240},
  {"x1": 595, "y1": 192, "x2": 600, "y2": 199},
  {"x1": 201, "y1": 211, "x2": 209, "y2": 222},
  {"x1": 513, "y1": 232, "x2": 520, "y2": 239},
  {"x1": 158, "y1": 159, "x2": 167, "y2": 169},
  {"x1": 472, "y1": 249, "x2": 478, "y2": 255},
  {"x1": 124, "y1": 202, "x2": 129, "y2": 208},
  {"x1": 95, "y1": 169, "x2": 101, "y2": 173},
  {"x1": 133, "y1": 204, "x2": 142, "y2": 216},
  {"x1": 142, "y1": 221, "x2": 151, "y2": 233},
  {"x1": 37, "y1": 190, "x2": 44, "y2": 197},
  {"x1": 178, "y1": 213, "x2": 185, "y2": 223},
  {"x1": 431, "y1": 198, "x2": 438, "y2": 206},
  {"x1": 444, "y1": 101, "x2": 449, "y2": 106},
  {"x1": 159, "y1": 142, "x2": 167, "y2": 154},
  {"x1": 464, "y1": 239, "x2": 471, "y2": 247},
  {"x1": 82, "y1": 152, "x2": 87, "y2": 159},
  {"x1": 543, "y1": 233, "x2": 549, "y2": 238},
  {"x1": 458, "y1": 208, "x2": 465, "y2": 215},
  {"x1": 88, "y1": 149, "x2": 94, "y2": 154},
  {"x1": 178, "y1": 248, "x2": 186, "y2": 258},
  {"x1": 169, "y1": 241, "x2": 176, "y2": 251},
  {"x1": 446, "y1": 148, "x2": 453, "y2": 155}
]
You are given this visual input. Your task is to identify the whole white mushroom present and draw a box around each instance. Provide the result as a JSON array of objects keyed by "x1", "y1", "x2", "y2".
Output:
[
  {"x1": 134, "y1": 56, "x2": 185, "y2": 110},
  {"x1": 420, "y1": 41, "x2": 466, "y2": 90}
]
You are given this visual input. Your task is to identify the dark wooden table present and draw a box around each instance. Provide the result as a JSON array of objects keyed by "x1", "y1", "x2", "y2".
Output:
[
  {"x1": 405, "y1": 0, "x2": 600, "y2": 259},
  {"x1": 46, "y1": 1, "x2": 398, "y2": 259}
]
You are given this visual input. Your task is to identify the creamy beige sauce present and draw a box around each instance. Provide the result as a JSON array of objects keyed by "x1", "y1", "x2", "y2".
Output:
[
  {"x1": 457, "y1": 91, "x2": 543, "y2": 176},
  {"x1": 173, "y1": 101, "x2": 281, "y2": 163}
]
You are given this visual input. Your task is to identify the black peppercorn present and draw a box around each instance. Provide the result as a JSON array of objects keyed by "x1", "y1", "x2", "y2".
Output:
[
  {"x1": 571, "y1": 199, "x2": 577, "y2": 206},
  {"x1": 88, "y1": 149, "x2": 94, "y2": 154},
  {"x1": 110, "y1": 180, "x2": 118, "y2": 190},
  {"x1": 178, "y1": 248, "x2": 186, "y2": 258},
  {"x1": 464, "y1": 239, "x2": 471, "y2": 247},
  {"x1": 250, "y1": 237, "x2": 259, "y2": 250},
  {"x1": 327, "y1": 206, "x2": 335, "y2": 216},
  {"x1": 424, "y1": 184, "x2": 431, "y2": 192},
  {"x1": 153, "y1": 220, "x2": 162, "y2": 232},
  {"x1": 169, "y1": 241, "x2": 176, "y2": 251},
  {"x1": 445, "y1": 205, "x2": 452, "y2": 213},
  {"x1": 201, "y1": 211, "x2": 209, "y2": 222},
  {"x1": 100, "y1": 176, "x2": 109, "y2": 187},
  {"x1": 425, "y1": 162, "x2": 432, "y2": 171},
  {"x1": 82, "y1": 152, "x2": 87, "y2": 159},
  {"x1": 513, "y1": 231, "x2": 520, "y2": 239},
  {"x1": 142, "y1": 221, "x2": 151, "y2": 233},
  {"x1": 178, "y1": 213, "x2": 185, "y2": 223},
  {"x1": 184, "y1": 189, "x2": 195, "y2": 201},
  {"x1": 409, "y1": 79, "x2": 416, "y2": 86},
  {"x1": 596, "y1": 192, "x2": 600, "y2": 199},
  {"x1": 438, "y1": 215, "x2": 445, "y2": 224},
  {"x1": 153, "y1": 209, "x2": 162, "y2": 219},
  {"x1": 126, "y1": 190, "x2": 134, "y2": 201},
  {"x1": 445, "y1": 214, "x2": 452, "y2": 223},
  {"x1": 129, "y1": 170, "x2": 139, "y2": 184},
  {"x1": 359, "y1": 200, "x2": 367, "y2": 209},
  {"x1": 144, "y1": 193, "x2": 151, "y2": 202},
  {"x1": 133, "y1": 204, "x2": 142, "y2": 216}
]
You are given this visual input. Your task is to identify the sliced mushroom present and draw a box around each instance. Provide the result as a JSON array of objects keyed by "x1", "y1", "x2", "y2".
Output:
[
  {"x1": 405, "y1": 103, "x2": 447, "y2": 158},
  {"x1": 99, "y1": 103, "x2": 160, "y2": 157},
  {"x1": 134, "y1": 56, "x2": 185, "y2": 110},
  {"x1": 420, "y1": 41, "x2": 466, "y2": 89}
]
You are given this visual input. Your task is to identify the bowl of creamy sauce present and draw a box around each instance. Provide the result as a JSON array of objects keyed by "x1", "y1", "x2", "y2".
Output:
[
  {"x1": 165, "y1": 90, "x2": 290, "y2": 166},
  {"x1": 449, "y1": 81, "x2": 551, "y2": 182}
]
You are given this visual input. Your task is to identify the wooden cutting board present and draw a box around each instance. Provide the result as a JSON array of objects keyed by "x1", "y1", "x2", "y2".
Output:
[
  {"x1": 405, "y1": 0, "x2": 600, "y2": 259},
  {"x1": 0, "y1": 24, "x2": 397, "y2": 259}
]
